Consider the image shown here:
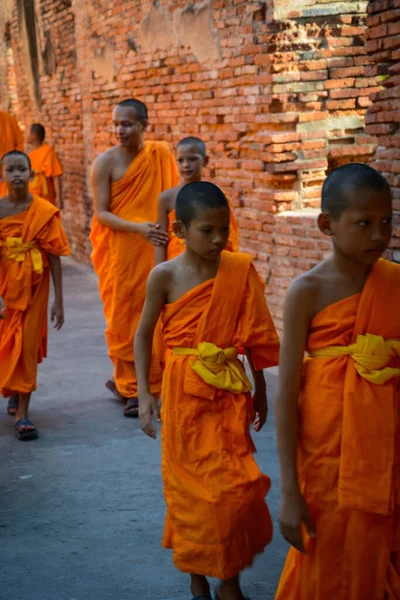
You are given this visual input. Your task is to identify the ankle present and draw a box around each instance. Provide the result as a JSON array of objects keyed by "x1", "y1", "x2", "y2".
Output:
[{"x1": 190, "y1": 574, "x2": 210, "y2": 598}]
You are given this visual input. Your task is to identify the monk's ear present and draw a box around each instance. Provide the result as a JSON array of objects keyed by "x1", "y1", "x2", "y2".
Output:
[
  {"x1": 317, "y1": 212, "x2": 334, "y2": 236},
  {"x1": 172, "y1": 220, "x2": 185, "y2": 239},
  {"x1": 203, "y1": 155, "x2": 210, "y2": 168},
  {"x1": 141, "y1": 119, "x2": 149, "y2": 132},
  {"x1": 29, "y1": 170, "x2": 35, "y2": 182}
]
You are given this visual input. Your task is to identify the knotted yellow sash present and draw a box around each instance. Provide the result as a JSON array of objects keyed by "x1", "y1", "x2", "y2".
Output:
[
  {"x1": 173, "y1": 342, "x2": 252, "y2": 394},
  {"x1": 309, "y1": 333, "x2": 400, "y2": 384},
  {"x1": 2, "y1": 237, "x2": 43, "y2": 274}
]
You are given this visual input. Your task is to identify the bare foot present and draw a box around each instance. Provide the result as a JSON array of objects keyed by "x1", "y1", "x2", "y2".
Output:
[{"x1": 190, "y1": 574, "x2": 211, "y2": 599}]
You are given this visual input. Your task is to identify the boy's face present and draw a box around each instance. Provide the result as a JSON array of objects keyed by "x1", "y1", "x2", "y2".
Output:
[
  {"x1": 324, "y1": 187, "x2": 393, "y2": 265},
  {"x1": 178, "y1": 205, "x2": 230, "y2": 261},
  {"x1": 112, "y1": 106, "x2": 147, "y2": 149},
  {"x1": 177, "y1": 144, "x2": 208, "y2": 184},
  {"x1": 1, "y1": 155, "x2": 33, "y2": 192},
  {"x1": 27, "y1": 129, "x2": 37, "y2": 145}
]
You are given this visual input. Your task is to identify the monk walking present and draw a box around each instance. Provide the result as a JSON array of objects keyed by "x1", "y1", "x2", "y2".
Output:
[
  {"x1": 275, "y1": 163, "x2": 400, "y2": 599},
  {"x1": 135, "y1": 182, "x2": 279, "y2": 600},
  {"x1": 0, "y1": 151, "x2": 70, "y2": 439},
  {"x1": 28, "y1": 123, "x2": 63, "y2": 208},
  {"x1": 155, "y1": 136, "x2": 239, "y2": 264},
  {"x1": 90, "y1": 98, "x2": 179, "y2": 417},
  {"x1": 0, "y1": 108, "x2": 24, "y2": 198}
]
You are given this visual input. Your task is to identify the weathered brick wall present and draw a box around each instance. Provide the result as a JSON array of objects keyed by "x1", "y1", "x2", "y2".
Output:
[
  {"x1": 365, "y1": 0, "x2": 400, "y2": 263},
  {"x1": 0, "y1": 0, "x2": 388, "y2": 327}
]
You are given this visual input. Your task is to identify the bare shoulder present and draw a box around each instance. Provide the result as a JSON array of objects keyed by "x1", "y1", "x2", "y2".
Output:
[
  {"x1": 158, "y1": 185, "x2": 181, "y2": 211},
  {"x1": 92, "y1": 147, "x2": 116, "y2": 173},
  {"x1": 285, "y1": 262, "x2": 328, "y2": 317},
  {"x1": 148, "y1": 260, "x2": 174, "y2": 289}
]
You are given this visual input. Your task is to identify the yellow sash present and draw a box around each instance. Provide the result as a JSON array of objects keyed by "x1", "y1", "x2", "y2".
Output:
[
  {"x1": 32, "y1": 170, "x2": 49, "y2": 198},
  {"x1": 308, "y1": 333, "x2": 400, "y2": 384},
  {"x1": 2, "y1": 237, "x2": 43, "y2": 274},
  {"x1": 173, "y1": 342, "x2": 252, "y2": 394}
]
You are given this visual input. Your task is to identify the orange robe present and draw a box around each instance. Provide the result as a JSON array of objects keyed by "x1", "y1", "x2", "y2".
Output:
[
  {"x1": 0, "y1": 111, "x2": 24, "y2": 198},
  {"x1": 0, "y1": 195, "x2": 70, "y2": 397},
  {"x1": 29, "y1": 143, "x2": 63, "y2": 204},
  {"x1": 276, "y1": 258, "x2": 400, "y2": 600},
  {"x1": 160, "y1": 251, "x2": 279, "y2": 579},
  {"x1": 90, "y1": 141, "x2": 179, "y2": 398},
  {"x1": 166, "y1": 189, "x2": 240, "y2": 260}
]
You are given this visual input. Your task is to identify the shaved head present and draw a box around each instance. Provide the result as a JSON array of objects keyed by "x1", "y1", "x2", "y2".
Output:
[
  {"x1": 322, "y1": 163, "x2": 391, "y2": 219},
  {"x1": 1, "y1": 150, "x2": 32, "y2": 170},
  {"x1": 176, "y1": 181, "x2": 229, "y2": 227},
  {"x1": 117, "y1": 98, "x2": 148, "y2": 121},
  {"x1": 177, "y1": 137, "x2": 207, "y2": 158}
]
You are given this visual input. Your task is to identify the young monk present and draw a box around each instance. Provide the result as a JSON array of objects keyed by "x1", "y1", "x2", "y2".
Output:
[
  {"x1": 0, "y1": 109, "x2": 24, "y2": 198},
  {"x1": 90, "y1": 98, "x2": 179, "y2": 417},
  {"x1": 0, "y1": 151, "x2": 70, "y2": 440},
  {"x1": 28, "y1": 123, "x2": 63, "y2": 208},
  {"x1": 135, "y1": 182, "x2": 280, "y2": 600},
  {"x1": 155, "y1": 136, "x2": 239, "y2": 264},
  {"x1": 275, "y1": 163, "x2": 400, "y2": 600}
]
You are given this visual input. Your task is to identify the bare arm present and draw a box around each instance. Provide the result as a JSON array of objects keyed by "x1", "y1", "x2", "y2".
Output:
[
  {"x1": 135, "y1": 266, "x2": 170, "y2": 438},
  {"x1": 154, "y1": 192, "x2": 169, "y2": 264},
  {"x1": 276, "y1": 279, "x2": 315, "y2": 551},
  {"x1": 48, "y1": 254, "x2": 64, "y2": 330},
  {"x1": 53, "y1": 176, "x2": 63, "y2": 210},
  {"x1": 245, "y1": 349, "x2": 268, "y2": 432}
]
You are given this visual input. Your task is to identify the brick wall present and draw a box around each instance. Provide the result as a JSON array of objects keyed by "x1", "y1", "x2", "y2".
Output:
[
  {"x1": 0, "y1": 0, "x2": 390, "y2": 328},
  {"x1": 365, "y1": 0, "x2": 400, "y2": 263}
]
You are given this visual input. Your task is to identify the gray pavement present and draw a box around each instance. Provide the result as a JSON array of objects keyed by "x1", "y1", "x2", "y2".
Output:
[{"x1": 0, "y1": 259, "x2": 287, "y2": 600}]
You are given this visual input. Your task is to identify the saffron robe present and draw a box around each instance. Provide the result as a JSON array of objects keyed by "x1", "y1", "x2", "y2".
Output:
[
  {"x1": 0, "y1": 196, "x2": 70, "y2": 397},
  {"x1": 29, "y1": 143, "x2": 63, "y2": 204},
  {"x1": 90, "y1": 141, "x2": 179, "y2": 398},
  {"x1": 0, "y1": 111, "x2": 24, "y2": 198},
  {"x1": 160, "y1": 251, "x2": 279, "y2": 579},
  {"x1": 275, "y1": 259, "x2": 400, "y2": 600},
  {"x1": 166, "y1": 189, "x2": 240, "y2": 260}
]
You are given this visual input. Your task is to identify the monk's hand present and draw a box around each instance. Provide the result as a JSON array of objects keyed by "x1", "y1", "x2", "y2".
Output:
[
  {"x1": 253, "y1": 389, "x2": 268, "y2": 432},
  {"x1": 278, "y1": 489, "x2": 316, "y2": 553},
  {"x1": 138, "y1": 392, "x2": 160, "y2": 439},
  {"x1": 0, "y1": 296, "x2": 5, "y2": 319},
  {"x1": 51, "y1": 301, "x2": 64, "y2": 330},
  {"x1": 136, "y1": 222, "x2": 169, "y2": 246}
]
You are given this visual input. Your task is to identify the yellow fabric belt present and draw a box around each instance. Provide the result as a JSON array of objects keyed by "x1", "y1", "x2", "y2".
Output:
[
  {"x1": 308, "y1": 333, "x2": 400, "y2": 384},
  {"x1": 173, "y1": 342, "x2": 252, "y2": 394},
  {"x1": 2, "y1": 237, "x2": 43, "y2": 274},
  {"x1": 32, "y1": 170, "x2": 49, "y2": 197}
]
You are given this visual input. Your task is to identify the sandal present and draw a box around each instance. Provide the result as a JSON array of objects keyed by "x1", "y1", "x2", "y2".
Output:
[
  {"x1": 124, "y1": 397, "x2": 139, "y2": 418},
  {"x1": 105, "y1": 379, "x2": 127, "y2": 402},
  {"x1": 15, "y1": 419, "x2": 39, "y2": 441},
  {"x1": 7, "y1": 395, "x2": 19, "y2": 416}
]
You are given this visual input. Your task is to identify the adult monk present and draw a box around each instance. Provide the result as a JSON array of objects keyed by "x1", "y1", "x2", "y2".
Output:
[
  {"x1": 0, "y1": 109, "x2": 24, "y2": 197},
  {"x1": 90, "y1": 98, "x2": 179, "y2": 417},
  {"x1": 28, "y1": 123, "x2": 63, "y2": 207},
  {"x1": 275, "y1": 163, "x2": 400, "y2": 599},
  {"x1": 135, "y1": 182, "x2": 279, "y2": 600}
]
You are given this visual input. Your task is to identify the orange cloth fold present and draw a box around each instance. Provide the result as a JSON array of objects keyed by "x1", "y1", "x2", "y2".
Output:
[
  {"x1": 0, "y1": 111, "x2": 24, "y2": 198},
  {"x1": 160, "y1": 251, "x2": 279, "y2": 579},
  {"x1": 166, "y1": 188, "x2": 239, "y2": 260},
  {"x1": 29, "y1": 143, "x2": 63, "y2": 204},
  {"x1": 276, "y1": 258, "x2": 400, "y2": 600},
  {"x1": 0, "y1": 196, "x2": 70, "y2": 397},
  {"x1": 90, "y1": 141, "x2": 179, "y2": 398}
]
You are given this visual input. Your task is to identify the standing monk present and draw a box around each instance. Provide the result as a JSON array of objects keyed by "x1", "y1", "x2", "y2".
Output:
[
  {"x1": 28, "y1": 124, "x2": 63, "y2": 208},
  {"x1": 0, "y1": 109, "x2": 24, "y2": 198},
  {"x1": 90, "y1": 98, "x2": 179, "y2": 417}
]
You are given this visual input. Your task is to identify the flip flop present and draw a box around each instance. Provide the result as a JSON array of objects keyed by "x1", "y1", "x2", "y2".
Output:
[
  {"x1": 7, "y1": 395, "x2": 18, "y2": 416},
  {"x1": 14, "y1": 419, "x2": 39, "y2": 441},
  {"x1": 105, "y1": 379, "x2": 127, "y2": 402},
  {"x1": 124, "y1": 397, "x2": 139, "y2": 418}
]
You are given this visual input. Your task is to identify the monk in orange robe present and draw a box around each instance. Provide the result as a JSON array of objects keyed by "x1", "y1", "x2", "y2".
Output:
[
  {"x1": 155, "y1": 136, "x2": 239, "y2": 264},
  {"x1": 0, "y1": 151, "x2": 70, "y2": 440},
  {"x1": 28, "y1": 123, "x2": 63, "y2": 207},
  {"x1": 275, "y1": 163, "x2": 400, "y2": 600},
  {"x1": 0, "y1": 110, "x2": 24, "y2": 197},
  {"x1": 90, "y1": 98, "x2": 179, "y2": 417},
  {"x1": 135, "y1": 182, "x2": 279, "y2": 600}
]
